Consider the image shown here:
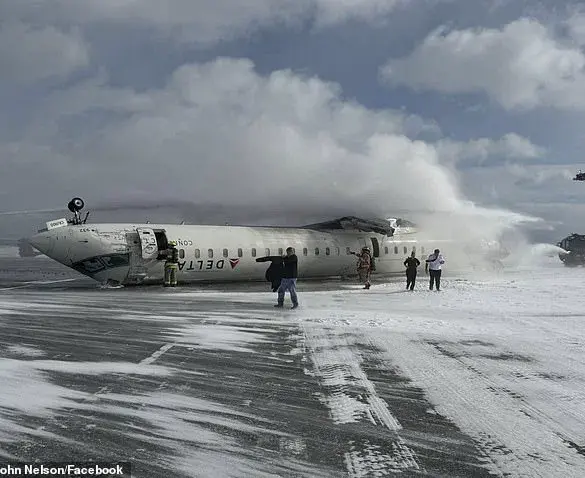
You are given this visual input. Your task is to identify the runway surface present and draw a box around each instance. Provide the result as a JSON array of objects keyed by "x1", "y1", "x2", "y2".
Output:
[{"x1": 0, "y1": 256, "x2": 584, "y2": 477}]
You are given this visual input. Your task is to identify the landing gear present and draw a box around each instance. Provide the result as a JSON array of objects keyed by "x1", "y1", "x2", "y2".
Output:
[{"x1": 67, "y1": 197, "x2": 89, "y2": 225}]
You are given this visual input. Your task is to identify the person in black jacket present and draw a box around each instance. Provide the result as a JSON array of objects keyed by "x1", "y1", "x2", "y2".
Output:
[
  {"x1": 403, "y1": 250, "x2": 420, "y2": 291},
  {"x1": 256, "y1": 255, "x2": 284, "y2": 291},
  {"x1": 275, "y1": 247, "x2": 298, "y2": 309}
]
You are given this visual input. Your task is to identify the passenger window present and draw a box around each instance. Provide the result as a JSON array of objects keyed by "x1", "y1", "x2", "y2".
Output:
[
  {"x1": 265, "y1": 248, "x2": 270, "y2": 256},
  {"x1": 335, "y1": 247, "x2": 340, "y2": 255},
  {"x1": 278, "y1": 248, "x2": 283, "y2": 255},
  {"x1": 315, "y1": 248, "x2": 320, "y2": 255},
  {"x1": 394, "y1": 246, "x2": 398, "y2": 254},
  {"x1": 384, "y1": 246, "x2": 388, "y2": 255},
  {"x1": 194, "y1": 249, "x2": 200, "y2": 258},
  {"x1": 325, "y1": 247, "x2": 330, "y2": 255},
  {"x1": 346, "y1": 247, "x2": 351, "y2": 255},
  {"x1": 179, "y1": 249, "x2": 185, "y2": 259},
  {"x1": 238, "y1": 248, "x2": 243, "y2": 257},
  {"x1": 403, "y1": 247, "x2": 407, "y2": 254},
  {"x1": 421, "y1": 246, "x2": 425, "y2": 254},
  {"x1": 223, "y1": 248, "x2": 228, "y2": 257},
  {"x1": 251, "y1": 248, "x2": 256, "y2": 257},
  {"x1": 303, "y1": 248, "x2": 308, "y2": 256},
  {"x1": 208, "y1": 249, "x2": 213, "y2": 258}
]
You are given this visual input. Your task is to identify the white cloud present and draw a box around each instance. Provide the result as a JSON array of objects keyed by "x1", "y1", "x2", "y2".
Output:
[
  {"x1": 451, "y1": 161, "x2": 585, "y2": 240},
  {"x1": 459, "y1": 163, "x2": 583, "y2": 213},
  {"x1": 0, "y1": 22, "x2": 89, "y2": 87},
  {"x1": 380, "y1": 18, "x2": 585, "y2": 111},
  {"x1": 312, "y1": 0, "x2": 406, "y2": 27},
  {"x1": 0, "y1": 0, "x2": 413, "y2": 46},
  {"x1": 436, "y1": 133, "x2": 545, "y2": 166},
  {"x1": 566, "y1": 6, "x2": 585, "y2": 45}
]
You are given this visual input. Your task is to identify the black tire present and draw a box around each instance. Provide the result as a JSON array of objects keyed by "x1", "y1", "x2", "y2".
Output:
[{"x1": 68, "y1": 197, "x2": 85, "y2": 212}]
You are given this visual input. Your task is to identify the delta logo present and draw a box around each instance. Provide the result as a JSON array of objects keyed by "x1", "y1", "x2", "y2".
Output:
[{"x1": 229, "y1": 258, "x2": 240, "y2": 269}]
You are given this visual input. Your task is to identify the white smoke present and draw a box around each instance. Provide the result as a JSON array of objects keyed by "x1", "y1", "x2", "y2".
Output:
[{"x1": 1, "y1": 58, "x2": 543, "y2": 259}]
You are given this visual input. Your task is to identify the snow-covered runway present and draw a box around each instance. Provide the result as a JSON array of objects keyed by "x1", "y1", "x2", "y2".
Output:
[{"x1": 0, "y1": 256, "x2": 583, "y2": 477}]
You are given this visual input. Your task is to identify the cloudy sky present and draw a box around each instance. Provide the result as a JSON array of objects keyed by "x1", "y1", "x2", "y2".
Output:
[{"x1": 2, "y1": 0, "x2": 585, "y2": 241}]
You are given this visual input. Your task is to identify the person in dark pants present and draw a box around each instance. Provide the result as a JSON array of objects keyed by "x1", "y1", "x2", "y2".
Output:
[
  {"x1": 425, "y1": 248, "x2": 445, "y2": 291},
  {"x1": 403, "y1": 250, "x2": 420, "y2": 290},
  {"x1": 275, "y1": 247, "x2": 298, "y2": 309}
]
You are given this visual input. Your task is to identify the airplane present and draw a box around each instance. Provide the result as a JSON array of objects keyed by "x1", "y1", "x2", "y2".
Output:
[
  {"x1": 27, "y1": 197, "x2": 463, "y2": 287},
  {"x1": 573, "y1": 170, "x2": 585, "y2": 181}
]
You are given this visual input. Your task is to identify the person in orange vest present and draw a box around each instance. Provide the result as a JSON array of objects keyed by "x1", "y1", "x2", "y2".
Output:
[
  {"x1": 350, "y1": 246, "x2": 373, "y2": 289},
  {"x1": 163, "y1": 242, "x2": 179, "y2": 287}
]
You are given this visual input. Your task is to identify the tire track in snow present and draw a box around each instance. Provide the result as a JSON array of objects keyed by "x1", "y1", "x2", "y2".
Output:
[
  {"x1": 301, "y1": 324, "x2": 422, "y2": 476},
  {"x1": 370, "y1": 336, "x2": 585, "y2": 477}
]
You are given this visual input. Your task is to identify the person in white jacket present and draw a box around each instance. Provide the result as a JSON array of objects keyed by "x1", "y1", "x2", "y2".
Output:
[{"x1": 425, "y1": 248, "x2": 445, "y2": 291}]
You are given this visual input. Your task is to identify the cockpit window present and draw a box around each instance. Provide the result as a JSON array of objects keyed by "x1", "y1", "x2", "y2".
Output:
[
  {"x1": 101, "y1": 254, "x2": 130, "y2": 268},
  {"x1": 78, "y1": 258, "x2": 104, "y2": 273},
  {"x1": 72, "y1": 253, "x2": 129, "y2": 275}
]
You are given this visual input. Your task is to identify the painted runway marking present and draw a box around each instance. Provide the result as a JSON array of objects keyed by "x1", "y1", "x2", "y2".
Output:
[
  {"x1": 139, "y1": 343, "x2": 175, "y2": 365},
  {"x1": 0, "y1": 278, "x2": 79, "y2": 291}
]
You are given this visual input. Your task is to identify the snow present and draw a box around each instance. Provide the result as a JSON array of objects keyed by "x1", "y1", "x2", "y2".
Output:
[
  {"x1": 0, "y1": 252, "x2": 584, "y2": 476},
  {"x1": 294, "y1": 257, "x2": 585, "y2": 477}
]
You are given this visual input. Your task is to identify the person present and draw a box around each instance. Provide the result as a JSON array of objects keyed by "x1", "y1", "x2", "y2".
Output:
[
  {"x1": 403, "y1": 250, "x2": 420, "y2": 291},
  {"x1": 164, "y1": 241, "x2": 179, "y2": 287},
  {"x1": 255, "y1": 255, "x2": 284, "y2": 292},
  {"x1": 425, "y1": 248, "x2": 445, "y2": 291},
  {"x1": 275, "y1": 247, "x2": 299, "y2": 309},
  {"x1": 350, "y1": 246, "x2": 373, "y2": 289}
]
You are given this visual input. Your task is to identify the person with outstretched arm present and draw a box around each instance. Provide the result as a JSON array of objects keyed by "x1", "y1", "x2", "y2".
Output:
[{"x1": 275, "y1": 247, "x2": 299, "y2": 309}]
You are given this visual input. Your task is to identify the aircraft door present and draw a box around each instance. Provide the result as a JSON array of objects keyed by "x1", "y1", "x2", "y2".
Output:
[
  {"x1": 125, "y1": 233, "x2": 149, "y2": 283},
  {"x1": 137, "y1": 227, "x2": 159, "y2": 260},
  {"x1": 370, "y1": 237, "x2": 380, "y2": 257}
]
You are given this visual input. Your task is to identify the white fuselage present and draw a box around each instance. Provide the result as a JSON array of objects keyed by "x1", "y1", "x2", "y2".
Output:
[{"x1": 29, "y1": 222, "x2": 448, "y2": 285}]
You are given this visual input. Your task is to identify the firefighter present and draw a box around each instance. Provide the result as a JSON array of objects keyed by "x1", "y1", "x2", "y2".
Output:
[
  {"x1": 164, "y1": 241, "x2": 179, "y2": 287},
  {"x1": 350, "y1": 246, "x2": 373, "y2": 289}
]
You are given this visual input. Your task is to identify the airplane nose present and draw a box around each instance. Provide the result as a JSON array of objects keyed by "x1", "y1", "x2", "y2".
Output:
[{"x1": 29, "y1": 232, "x2": 55, "y2": 256}]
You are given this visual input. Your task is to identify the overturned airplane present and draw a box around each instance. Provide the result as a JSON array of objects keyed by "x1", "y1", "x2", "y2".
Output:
[{"x1": 27, "y1": 198, "x2": 449, "y2": 286}]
